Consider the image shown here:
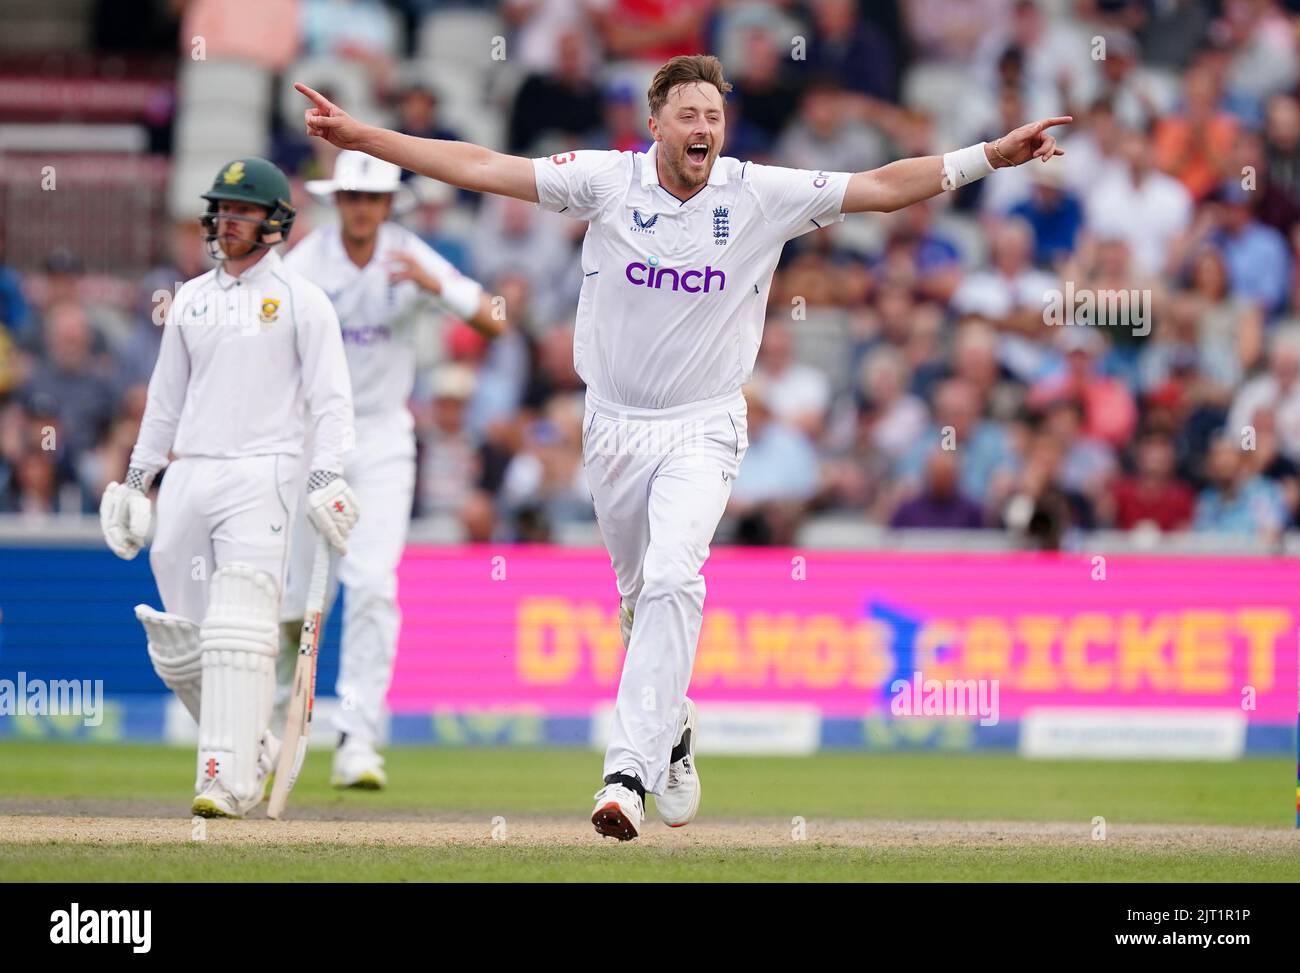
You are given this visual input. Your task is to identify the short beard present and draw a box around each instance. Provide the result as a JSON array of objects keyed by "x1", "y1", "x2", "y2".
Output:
[
  {"x1": 668, "y1": 150, "x2": 708, "y2": 190},
  {"x1": 219, "y1": 237, "x2": 260, "y2": 260}
]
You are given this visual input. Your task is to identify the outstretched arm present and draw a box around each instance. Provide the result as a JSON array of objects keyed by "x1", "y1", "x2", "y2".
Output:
[
  {"x1": 295, "y1": 83, "x2": 539, "y2": 202},
  {"x1": 841, "y1": 116, "x2": 1072, "y2": 214}
]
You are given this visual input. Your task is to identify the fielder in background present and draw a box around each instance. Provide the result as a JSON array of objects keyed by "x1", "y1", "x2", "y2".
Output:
[
  {"x1": 99, "y1": 157, "x2": 359, "y2": 818},
  {"x1": 296, "y1": 54, "x2": 1067, "y2": 840},
  {"x1": 276, "y1": 149, "x2": 505, "y2": 789}
]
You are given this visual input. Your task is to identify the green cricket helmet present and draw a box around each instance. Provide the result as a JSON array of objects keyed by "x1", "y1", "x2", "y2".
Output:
[{"x1": 199, "y1": 157, "x2": 296, "y2": 256}]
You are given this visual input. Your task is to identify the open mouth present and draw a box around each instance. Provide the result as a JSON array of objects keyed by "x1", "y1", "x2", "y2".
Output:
[{"x1": 686, "y1": 143, "x2": 708, "y2": 166}]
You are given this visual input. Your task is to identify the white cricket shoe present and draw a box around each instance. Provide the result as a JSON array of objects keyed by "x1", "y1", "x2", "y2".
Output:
[
  {"x1": 191, "y1": 780, "x2": 243, "y2": 819},
  {"x1": 591, "y1": 775, "x2": 644, "y2": 841},
  {"x1": 331, "y1": 738, "x2": 387, "y2": 790},
  {"x1": 656, "y1": 697, "x2": 700, "y2": 827},
  {"x1": 193, "y1": 731, "x2": 282, "y2": 818}
]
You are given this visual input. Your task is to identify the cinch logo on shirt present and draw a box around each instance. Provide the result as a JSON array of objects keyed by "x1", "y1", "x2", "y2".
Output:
[
  {"x1": 341, "y1": 324, "x2": 393, "y2": 345},
  {"x1": 625, "y1": 257, "x2": 726, "y2": 293}
]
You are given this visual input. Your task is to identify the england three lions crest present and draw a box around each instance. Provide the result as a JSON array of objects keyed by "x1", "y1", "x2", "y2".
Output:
[{"x1": 713, "y1": 206, "x2": 729, "y2": 245}]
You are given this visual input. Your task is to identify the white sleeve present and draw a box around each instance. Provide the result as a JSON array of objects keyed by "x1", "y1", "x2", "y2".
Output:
[
  {"x1": 296, "y1": 284, "x2": 355, "y2": 475},
  {"x1": 531, "y1": 149, "x2": 625, "y2": 220},
  {"x1": 408, "y1": 235, "x2": 484, "y2": 315},
  {"x1": 746, "y1": 163, "x2": 852, "y2": 240},
  {"x1": 129, "y1": 289, "x2": 191, "y2": 475},
  {"x1": 407, "y1": 234, "x2": 458, "y2": 284}
]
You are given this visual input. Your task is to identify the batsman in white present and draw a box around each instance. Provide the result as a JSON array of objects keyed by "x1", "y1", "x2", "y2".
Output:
[
  {"x1": 275, "y1": 149, "x2": 505, "y2": 789},
  {"x1": 99, "y1": 157, "x2": 359, "y2": 819},
  {"x1": 295, "y1": 54, "x2": 1069, "y2": 840}
]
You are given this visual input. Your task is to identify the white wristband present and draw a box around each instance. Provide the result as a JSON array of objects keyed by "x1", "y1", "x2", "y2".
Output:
[
  {"x1": 437, "y1": 274, "x2": 483, "y2": 321},
  {"x1": 941, "y1": 142, "x2": 995, "y2": 191}
]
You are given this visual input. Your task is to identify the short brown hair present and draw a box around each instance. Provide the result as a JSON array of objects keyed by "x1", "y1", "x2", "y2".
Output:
[{"x1": 647, "y1": 55, "x2": 732, "y2": 116}]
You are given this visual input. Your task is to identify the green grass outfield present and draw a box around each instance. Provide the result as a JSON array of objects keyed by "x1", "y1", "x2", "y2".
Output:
[{"x1": 2, "y1": 741, "x2": 1297, "y2": 881}]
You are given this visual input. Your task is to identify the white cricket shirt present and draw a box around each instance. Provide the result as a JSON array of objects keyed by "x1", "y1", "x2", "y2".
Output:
[
  {"x1": 533, "y1": 142, "x2": 850, "y2": 409},
  {"x1": 130, "y1": 249, "x2": 355, "y2": 476},
  {"x1": 286, "y1": 222, "x2": 477, "y2": 421}
]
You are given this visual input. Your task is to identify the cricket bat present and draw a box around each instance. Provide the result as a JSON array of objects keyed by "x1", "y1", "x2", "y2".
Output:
[{"x1": 267, "y1": 534, "x2": 330, "y2": 819}]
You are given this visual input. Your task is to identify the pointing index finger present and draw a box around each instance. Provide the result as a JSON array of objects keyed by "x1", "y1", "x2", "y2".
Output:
[
  {"x1": 1036, "y1": 116, "x2": 1074, "y2": 132},
  {"x1": 294, "y1": 82, "x2": 335, "y2": 114}
]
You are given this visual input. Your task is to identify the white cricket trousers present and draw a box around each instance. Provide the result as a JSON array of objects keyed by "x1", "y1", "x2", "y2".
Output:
[
  {"x1": 150, "y1": 455, "x2": 299, "y2": 622},
  {"x1": 583, "y1": 388, "x2": 749, "y2": 795},
  {"x1": 281, "y1": 411, "x2": 416, "y2": 747}
]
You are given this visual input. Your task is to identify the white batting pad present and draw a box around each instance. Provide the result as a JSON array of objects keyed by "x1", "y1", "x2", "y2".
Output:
[
  {"x1": 136, "y1": 605, "x2": 202, "y2": 723},
  {"x1": 196, "y1": 564, "x2": 280, "y2": 809}
]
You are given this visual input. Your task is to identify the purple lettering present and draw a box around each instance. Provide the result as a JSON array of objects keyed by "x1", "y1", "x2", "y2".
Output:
[
  {"x1": 340, "y1": 325, "x2": 392, "y2": 345},
  {"x1": 622, "y1": 262, "x2": 726, "y2": 294}
]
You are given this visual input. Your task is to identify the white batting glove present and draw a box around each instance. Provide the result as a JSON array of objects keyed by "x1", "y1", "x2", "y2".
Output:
[
  {"x1": 100, "y1": 476, "x2": 153, "y2": 560},
  {"x1": 306, "y1": 471, "x2": 360, "y2": 555}
]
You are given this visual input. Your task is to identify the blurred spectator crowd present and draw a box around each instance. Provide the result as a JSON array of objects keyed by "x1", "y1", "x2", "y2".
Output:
[{"x1": 2, "y1": 0, "x2": 1300, "y2": 550}]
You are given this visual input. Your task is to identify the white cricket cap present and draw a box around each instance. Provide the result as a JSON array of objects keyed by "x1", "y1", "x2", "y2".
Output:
[{"x1": 306, "y1": 150, "x2": 402, "y2": 196}]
